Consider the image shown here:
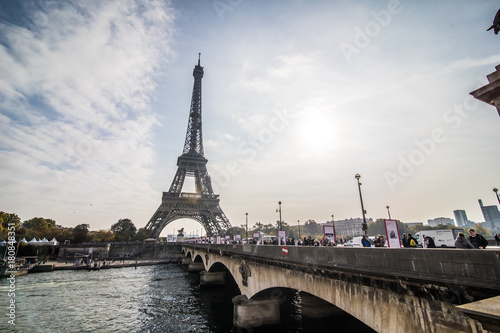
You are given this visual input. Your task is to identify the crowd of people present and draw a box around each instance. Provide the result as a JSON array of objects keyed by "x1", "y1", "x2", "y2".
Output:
[
  {"x1": 401, "y1": 229, "x2": 490, "y2": 249},
  {"x1": 234, "y1": 229, "x2": 496, "y2": 249}
]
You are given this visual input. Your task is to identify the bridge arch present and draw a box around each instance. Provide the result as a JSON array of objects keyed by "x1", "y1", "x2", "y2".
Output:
[
  {"x1": 251, "y1": 288, "x2": 356, "y2": 319},
  {"x1": 193, "y1": 254, "x2": 204, "y2": 263},
  {"x1": 208, "y1": 261, "x2": 230, "y2": 272}
]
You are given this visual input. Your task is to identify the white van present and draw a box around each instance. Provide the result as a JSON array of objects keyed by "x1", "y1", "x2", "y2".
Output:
[
  {"x1": 343, "y1": 236, "x2": 376, "y2": 247},
  {"x1": 414, "y1": 229, "x2": 463, "y2": 248},
  {"x1": 262, "y1": 235, "x2": 277, "y2": 244}
]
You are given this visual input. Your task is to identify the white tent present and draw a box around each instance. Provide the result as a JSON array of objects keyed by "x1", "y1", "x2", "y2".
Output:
[
  {"x1": 28, "y1": 238, "x2": 39, "y2": 245},
  {"x1": 40, "y1": 238, "x2": 49, "y2": 244},
  {"x1": 20, "y1": 238, "x2": 28, "y2": 244},
  {"x1": 49, "y1": 238, "x2": 59, "y2": 246},
  {"x1": 0, "y1": 240, "x2": 6, "y2": 246}
]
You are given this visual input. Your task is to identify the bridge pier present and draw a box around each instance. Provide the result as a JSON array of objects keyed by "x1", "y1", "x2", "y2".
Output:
[
  {"x1": 187, "y1": 261, "x2": 205, "y2": 272},
  {"x1": 200, "y1": 271, "x2": 226, "y2": 286},
  {"x1": 181, "y1": 257, "x2": 192, "y2": 265},
  {"x1": 299, "y1": 292, "x2": 344, "y2": 318},
  {"x1": 232, "y1": 295, "x2": 280, "y2": 328}
]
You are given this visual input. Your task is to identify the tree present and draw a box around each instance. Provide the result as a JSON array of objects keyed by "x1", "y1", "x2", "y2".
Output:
[
  {"x1": 47, "y1": 226, "x2": 74, "y2": 243},
  {"x1": 224, "y1": 226, "x2": 245, "y2": 237},
  {"x1": 368, "y1": 219, "x2": 407, "y2": 237},
  {"x1": 469, "y1": 224, "x2": 492, "y2": 238},
  {"x1": 303, "y1": 220, "x2": 322, "y2": 236},
  {"x1": 23, "y1": 217, "x2": 56, "y2": 231},
  {"x1": 278, "y1": 221, "x2": 291, "y2": 235},
  {"x1": 111, "y1": 219, "x2": 137, "y2": 241},
  {"x1": 135, "y1": 228, "x2": 151, "y2": 241},
  {"x1": 73, "y1": 224, "x2": 90, "y2": 243},
  {"x1": 252, "y1": 222, "x2": 264, "y2": 233},
  {"x1": 262, "y1": 223, "x2": 276, "y2": 235},
  {"x1": 0, "y1": 212, "x2": 21, "y2": 239},
  {"x1": 89, "y1": 229, "x2": 114, "y2": 242}
]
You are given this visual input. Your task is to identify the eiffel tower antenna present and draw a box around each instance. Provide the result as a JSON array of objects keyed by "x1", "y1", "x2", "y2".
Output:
[{"x1": 145, "y1": 55, "x2": 231, "y2": 238}]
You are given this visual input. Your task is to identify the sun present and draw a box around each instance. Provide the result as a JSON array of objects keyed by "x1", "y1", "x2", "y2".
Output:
[{"x1": 299, "y1": 112, "x2": 336, "y2": 150}]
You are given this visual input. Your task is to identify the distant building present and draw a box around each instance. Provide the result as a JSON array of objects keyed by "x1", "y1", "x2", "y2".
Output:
[
  {"x1": 453, "y1": 210, "x2": 468, "y2": 227},
  {"x1": 427, "y1": 217, "x2": 454, "y2": 227},
  {"x1": 478, "y1": 199, "x2": 500, "y2": 230},
  {"x1": 327, "y1": 218, "x2": 373, "y2": 237},
  {"x1": 405, "y1": 222, "x2": 424, "y2": 227}
]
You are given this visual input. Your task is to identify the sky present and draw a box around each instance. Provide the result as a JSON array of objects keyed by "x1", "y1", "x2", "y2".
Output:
[{"x1": 1, "y1": 0, "x2": 500, "y2": 236}]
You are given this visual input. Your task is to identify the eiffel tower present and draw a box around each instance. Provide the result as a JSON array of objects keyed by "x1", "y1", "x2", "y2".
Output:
[{"x1": 145, "y1": 55, "x2": 231, "y2": 238}]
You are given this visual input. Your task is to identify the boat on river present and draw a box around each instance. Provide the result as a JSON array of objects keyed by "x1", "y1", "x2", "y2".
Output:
[{"x1": 1, "y1": 257, "x2": 38, "y2": 277}]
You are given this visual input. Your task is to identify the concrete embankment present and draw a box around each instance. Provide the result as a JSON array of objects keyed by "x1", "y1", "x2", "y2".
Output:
[
  {"x1": 23, "y1": 243, "x2": 185, "y2": 272},
  {"x1": 56, "y1": 242, "x2": 183, "y2": 261},
  {"x1": 53, "y1": 258, "x2": 181, "y2": 271}
]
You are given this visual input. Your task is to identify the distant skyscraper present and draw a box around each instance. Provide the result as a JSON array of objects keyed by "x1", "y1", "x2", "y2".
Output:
[
  {"x1": 478, "y1": 199, "x2": 500, "y2": 230},
  {"x1": 453, "y1": 210, "x2": 468, "y2": 227}
]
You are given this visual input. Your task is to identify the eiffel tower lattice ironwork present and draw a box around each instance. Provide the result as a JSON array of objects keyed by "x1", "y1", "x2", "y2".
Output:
[{"x1": 145, "y1": 55, "x2": 231, "y2": 238}]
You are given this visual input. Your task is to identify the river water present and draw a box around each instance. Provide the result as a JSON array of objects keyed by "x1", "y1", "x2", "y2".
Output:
[{"x1": 0, "y1": 264, "x2": 374, "y2": 332}]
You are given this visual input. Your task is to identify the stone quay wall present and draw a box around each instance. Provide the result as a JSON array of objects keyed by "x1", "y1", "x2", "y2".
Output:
[{"x1": 56, "y1": 242, "x2": 182, "y2": 261}]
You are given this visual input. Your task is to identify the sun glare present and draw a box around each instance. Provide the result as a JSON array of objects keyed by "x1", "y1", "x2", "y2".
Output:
[{"x1": 299, "y1": 112, "x2": 336, "y2": 150}]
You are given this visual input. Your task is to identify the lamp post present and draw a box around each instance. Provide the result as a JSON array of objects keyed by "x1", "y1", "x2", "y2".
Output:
[
  {"x1": 355, "y1": 174, "x2": 368, "y2": 237},
  {"x1": 386, "y1": 205, "x2": 391, "y2": 219},
  {"x1": 494, "y1": 188, "x2": 500, "y2": 205},
  {"x1": 277, "y1": 201, "x2": 282, "y2": 230},
  {"x1": 245, "y1": 212, "x2": 248, "y2": 242},
  {"x1": 331, "y1": 214, "x2": 335, "y2": 243},
  {"x1": 297, "y1": 220, "x2": 300, "y2": 238}
]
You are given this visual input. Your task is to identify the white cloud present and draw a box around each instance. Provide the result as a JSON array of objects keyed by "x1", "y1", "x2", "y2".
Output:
[
  {"x1": 445, "y1": 54, "x2": 500, "y2": 71},
  {"x1": 0, "y1": 0, "x2": 176, "y2": 227}
]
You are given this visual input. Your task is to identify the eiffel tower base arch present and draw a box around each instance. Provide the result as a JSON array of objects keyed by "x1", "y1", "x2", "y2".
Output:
[{"x1": 145, "y1": 193, "x2": 231, "y2": 238}]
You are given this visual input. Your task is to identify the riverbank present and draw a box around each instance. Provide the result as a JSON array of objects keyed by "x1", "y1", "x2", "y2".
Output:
[{"x1": 26, "y1": 258, "x2": 182, "y2": 273}]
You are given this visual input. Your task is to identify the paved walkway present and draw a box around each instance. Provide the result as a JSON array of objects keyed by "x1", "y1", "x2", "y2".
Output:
[{"x1": 52, "y1": 258, "x2": 181, "y2": 270}]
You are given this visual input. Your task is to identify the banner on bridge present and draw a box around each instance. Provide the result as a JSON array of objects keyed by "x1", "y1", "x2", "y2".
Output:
[
  {"x1": 323, "y1": 226, "x2": 336, "y2": 245},
  {"x1": 384, "y1": 219, "x2": 401, "y2": 248},
  {"x1": 278, "y1": 230, "x2": 287, "y2": 245}
]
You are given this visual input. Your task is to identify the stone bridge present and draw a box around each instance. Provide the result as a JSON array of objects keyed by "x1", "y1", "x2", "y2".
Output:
[{"x1": 181, "y1": 244, "x2": 500, "y2": 333}]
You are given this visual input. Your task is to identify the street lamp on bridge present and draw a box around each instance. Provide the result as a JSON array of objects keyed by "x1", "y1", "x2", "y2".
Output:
[
  {"x1": 355, "y1": 174, "x2": 368, "y2": 237},
  {"x1": 277, "y1": 201, "x2": 282, "y2": 230},
  {"x1": 245, "y1": 212, "x2": 248, "y2": 242},
  {"x1": 386, "y1": 205, "x2": 391, "y2": 219},
  {"x1": 297, "y1": 220, "x2": 300, "y2": 238},
  {"x1": 494, "y1": 188, "x2": 500, "y2": 205}
]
